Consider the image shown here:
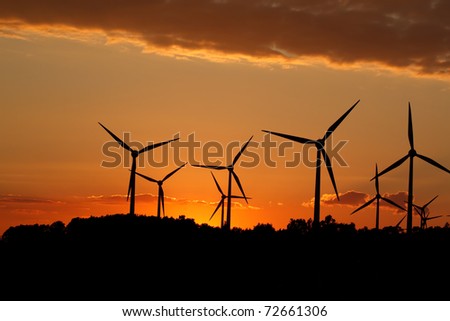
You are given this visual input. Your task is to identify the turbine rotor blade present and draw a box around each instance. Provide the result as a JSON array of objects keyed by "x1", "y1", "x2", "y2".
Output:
[
  {"x1": 427, "y1": 215, "x2": 442, "y2": 221},
  {"x1": 351, "y1": 197, "x2": 376, "y2": 215},
  {"x1": 396, "y1": 215, "x2": 406, "y2": 228},
  {"x1": 413, "y1": 205, "x2": 422, "y2": 216},
  {"x1": 374, "y1": 164, "x2": 380, "y2": 195},
  {"x1": 162, "y1": 163, "x2": 186, "y2": 182},
  {"x1": 231, "y1": 170, "x2": 248, "y2": 203},
  {"x1": 380, "y1": 197, "x2": 406, "y2": 211},
  {"x1": 408, "y1": 103, "x2": 414, "y2": 150},
  {"x1": 229, "y1": 195, "x2": 251, "y2": 199},
  {"x1": 134, "y1": 171, "x2": 158, "y2": 183},
  {"x1": 139, "y1": 137, "x2": 179, "y2": 154},
  {"x1": 233, "y1": 136, "x2": 253, "y2": 166},
  {"x1": 210, "y1": 199, "x2": 224, "y2": 221},
  {"x1": 128, "y1": 158, "x2": 137, "y2": 201},
  {"x1": 323, "y1": 99, "x2": 360, "y2": 140},
  {"x1": 192, "y1": 164, "x2": 228, "y2": 170},
  {"x1": 98, "y1": 122, "x2": 133, "y2": 152},
  {"x1": 416, "y1": 154, "x2": 450, "y2": 174},
  {"x1": 127, "y1": 174, "x2": 133, "y2": 201},
  {"x1": 321, "y1": 149, "x2": 339, "y2": 200},
  {"x1": 371, "y1": 154, "x2": 409, "y2": 180},
  {"x1": 211, "y1": 172, "x2": 224, "y2": 196},
  {"x1": 423, "y1": 195, "x2": 439, "y2": 209},
  {"x1": 262, "y1": 130, "x2": 314, "y2": 145}
]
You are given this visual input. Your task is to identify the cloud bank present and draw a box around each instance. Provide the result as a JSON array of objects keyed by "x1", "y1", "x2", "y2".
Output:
[{"x1": 1, "y1": 0, "x2": 449, "y2": 76}]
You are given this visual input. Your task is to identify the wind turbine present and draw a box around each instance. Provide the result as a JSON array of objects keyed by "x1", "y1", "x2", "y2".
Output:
[
  {"x1": 210, "y1": 172, "x2": 249, "y2": 229},
  {"x1": 412, "y1": 195, "x2": 442, "y2": 229},
  {"x1": 371, "y1": 103, "x2": 450, "y2": 234},
  {"x1": 263, "y1": 100, "x2": 360, "y2": 230},
  {"x1": 98, "y1": 122, "x2": 178, "y2": 215},
  {"x1": 351, "y1": 164, "x2": 406, "y2": 230},
  {"x1": 134, "y1": 163, "x2": 187, "y2": 218},
  {"x1": 192, "y1": 136, "x2": 253, "y2": 230}
]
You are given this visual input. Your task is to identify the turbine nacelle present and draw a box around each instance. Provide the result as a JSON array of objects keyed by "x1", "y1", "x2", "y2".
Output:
[
  {"x1": 131, "y1": 150, "x2": 139, "y2": 158},
  {"x1": 408, "y1": 149, "x2": 417, "y2": 157},
  {"x1": 315, "y1": 139, "x2": 325, "y2": 149}
]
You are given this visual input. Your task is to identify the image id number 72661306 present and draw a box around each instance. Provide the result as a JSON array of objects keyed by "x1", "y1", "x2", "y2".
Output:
[{"x1": 264, "y1": 305, "x2": 328, "y2": 317}]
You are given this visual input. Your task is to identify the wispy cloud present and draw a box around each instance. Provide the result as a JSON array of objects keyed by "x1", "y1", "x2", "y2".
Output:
[
  {"x1": 302, "y1": 190, "x2": 408, "y2": 213},
  {"x1": 1, "y1": 1, "x2": 449, "y2": 76},
  {"x1": 87, "y1": 193, "x2": 165, "y2": 204},
  {"x1": 85, "y1": 193, "x2": 253, "y2": 209},
  {"x1": 0, "y1": 194, "x2": 64, "y2": 204}
]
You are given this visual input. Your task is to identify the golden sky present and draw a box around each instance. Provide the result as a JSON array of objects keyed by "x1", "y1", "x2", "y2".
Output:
[{"x1": 1, "y1": 0, "x2": 450, "y2": 235}]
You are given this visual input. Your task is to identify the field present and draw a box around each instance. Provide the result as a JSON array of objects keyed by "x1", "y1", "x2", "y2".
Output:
[{"x1": 1, "y1": 214, "x2": 449, "y2": 301}]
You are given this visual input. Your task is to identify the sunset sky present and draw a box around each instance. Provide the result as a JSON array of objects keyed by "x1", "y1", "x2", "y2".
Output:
[{"x1": 1, "y1": 0, "x2": 450, "y2": 235}]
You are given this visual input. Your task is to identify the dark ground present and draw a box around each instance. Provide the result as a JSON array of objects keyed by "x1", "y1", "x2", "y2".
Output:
[{"x1": 1, "y1": 214, "x2": 449, "y2": 301}]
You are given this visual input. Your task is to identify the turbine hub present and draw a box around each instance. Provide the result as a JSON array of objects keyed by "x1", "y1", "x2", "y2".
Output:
[
  {"x1": 131, "y1": 150, "x2": 139, "y2": 158},
  {"x1": 409, "y1": 149, "x2": 417, "y2": 157},
  {"x1": 316, "y1": 139, "x2": 325, "y2": 150}
]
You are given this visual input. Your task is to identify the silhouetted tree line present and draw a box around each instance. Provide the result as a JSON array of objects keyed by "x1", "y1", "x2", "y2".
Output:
[{"x1": 1, "y1": 214, "x2": 449, "y2": 301}]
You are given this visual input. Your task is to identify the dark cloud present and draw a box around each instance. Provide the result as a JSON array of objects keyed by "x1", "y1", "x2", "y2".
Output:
[
  {"x1": 321, "y1": 190, "x2": 369, "y2": 206},
  {"x1": 379, "y1": 191, "x2": 408, "y2": 212},
  {"x1": 302, "y1": 190, "x2": 368, "y2": 207},
  {"x1": 1, "y1": 0, "x2": 449, "y2": 76}
]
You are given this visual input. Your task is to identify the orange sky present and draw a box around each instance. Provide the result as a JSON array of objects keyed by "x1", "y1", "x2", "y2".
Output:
[{"x1": 1, "y1": 0, "x2": 450, "y2": 236}]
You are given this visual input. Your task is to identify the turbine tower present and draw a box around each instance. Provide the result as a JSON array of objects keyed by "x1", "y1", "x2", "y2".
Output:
[
  {"x1": 98, "y1": 122, "x2": 178, "y2": 215},
  {"x1": 135, "y1": 163, "x2": 186, "y2": 218},
  {"x1": 372, "y1": 103, "x2": 450, "y2": 234},
  {"x1": 192, "y1": 136, "x2": 253, "y2": 230},
  {"x1": 210, "y1": 172, "x2": 249, "y2": 228},
  {"x1": 263, "y1": 100, "x2": 360, "y2": 230}
]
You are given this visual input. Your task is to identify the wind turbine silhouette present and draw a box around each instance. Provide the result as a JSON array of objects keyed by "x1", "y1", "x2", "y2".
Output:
[
  {"x1": 192, "y1": 136, "x2": 253, "y2": 230},
  {"x1": 263, "y1": 100, "x2": 360, "y2": 230},
  {"x1": 351, "y1": 164, "x2": 406, "y2": 230},
  {"x1": 210, "y1": 172, "x2": 249, "y2": 229},
  {"x1": 371, "y1": 103, "x2": 450, "y2": 234},
  {"x1": 412, "y1": 195, "x2": 442, "y2": 229},
  {"x1": 98, "y1": 122, "x2": 178, "y2": 215},
  {"x1": 134, "y1": 163, "x2": 187, "y2": 218}
]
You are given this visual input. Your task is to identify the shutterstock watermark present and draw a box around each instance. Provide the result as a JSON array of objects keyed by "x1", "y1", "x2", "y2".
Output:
[{"x1": 100, "y1": 132, "x2": 349, "y2": 169}]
